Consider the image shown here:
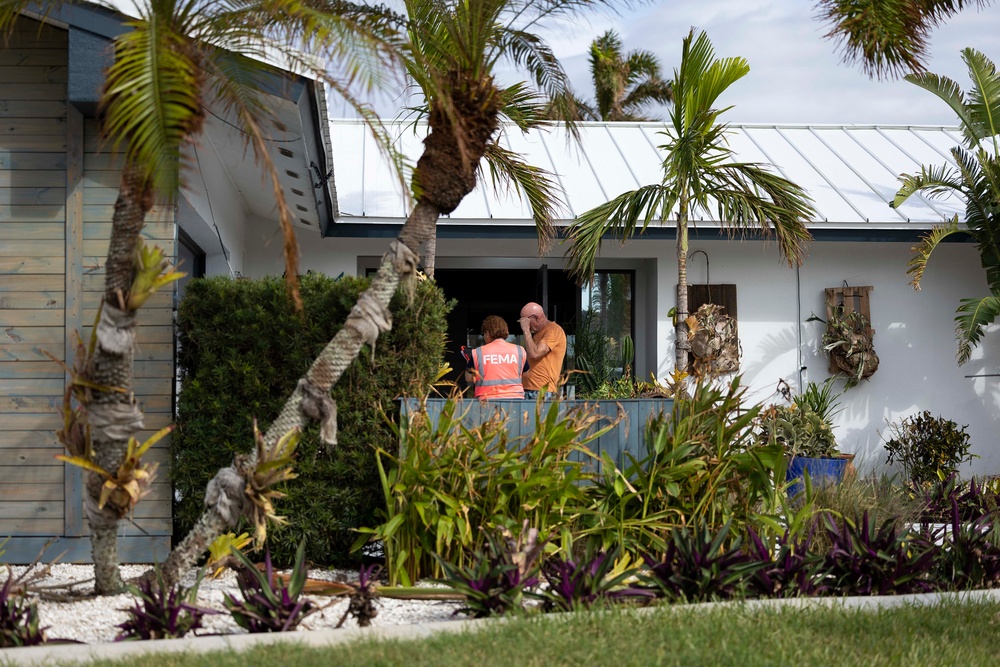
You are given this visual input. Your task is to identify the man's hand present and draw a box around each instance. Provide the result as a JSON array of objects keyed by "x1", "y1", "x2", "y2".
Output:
[{"x1": 518, "y1": 317, "x2": 531, "y2": 334}]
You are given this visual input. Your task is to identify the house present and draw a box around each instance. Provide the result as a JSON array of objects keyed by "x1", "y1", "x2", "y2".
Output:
[
  {"x1": 242, "y1": 119, "x2": 998, "y2": 476},
  {"x1": 0, "y1": 4, "x2": 333, "y2": 562}
]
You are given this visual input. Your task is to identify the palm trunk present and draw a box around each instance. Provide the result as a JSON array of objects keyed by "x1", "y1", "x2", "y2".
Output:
[
  {"x1": 87, "y1": 164, "x2": 152, "y2": 594},
  {"x1": 675, "y1": 193, "x2": 690, "y2": 372},
  {"x1": 152, "y1": 200, "x2": 441, "y2": 587},
  {"x1": 422, "y1": 236, "x2": 436, "y2": 279}
]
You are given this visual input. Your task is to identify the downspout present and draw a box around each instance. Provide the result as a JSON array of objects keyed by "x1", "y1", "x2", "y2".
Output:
[{"x1": 796, "y1": 262, "x2": 804, "y2": 394}]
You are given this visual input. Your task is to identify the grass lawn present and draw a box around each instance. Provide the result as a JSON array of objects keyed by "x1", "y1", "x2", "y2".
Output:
[{"x1": 78, "y1": 598, "x2": 1000, "y2": 667}]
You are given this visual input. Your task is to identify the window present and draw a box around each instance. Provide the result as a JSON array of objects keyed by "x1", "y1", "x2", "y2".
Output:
[{"x1": 571, "y1": 271, "x2": 635, "y2": 390}]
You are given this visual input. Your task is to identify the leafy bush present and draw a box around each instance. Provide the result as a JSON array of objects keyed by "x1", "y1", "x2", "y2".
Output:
[
  {"x1": 116, "y1": 572, "x2": 216, "y2": 640},
  {"x1": 757, "y1": 403, "x2": 838, "y2": 459},
  {"x1": 745, "y1": 528, "x2": 827, "y2": 599},
  {"x1": 821, "y1": 512, "x2": 938, "y2": 596},
  {"x1": 435, "y1": 525, "x2": 544, "y2": 618},
  {"x1": 537, "y1": 548, "x2": 650, "y2": 612},
  {"x1": 932, "y1": 500, "x2": 1000, "y2": 591},
  {"x1": 224, "y1": 542, "x2": 317, "y2": 633},
  {"x1": 883, "y1": 411, "x2": 976, "y2": 486},
  {"x1": 641, "y1": 521, "x2": 761, "y2": 603},
  {"x1": 361, "y1": 399, "x2": 601, "y2": 585},
  {"x1": 173, "y1": 273, "x2": 451, "y2": 565},
  {"x1": 792, "y1": 378, "x2": 843, "y2": 424},
  {"x1": 586, "y1": 378, "x2": 783, "y2": 557},
  {"x1": 920, "y1": 475, "x2": 1000, "y2": 523},
  {"x1": 1, "y1": 570, "x2": 46, "y2": 648}
]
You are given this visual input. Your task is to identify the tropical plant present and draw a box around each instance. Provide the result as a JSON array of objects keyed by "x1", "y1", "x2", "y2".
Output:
[
  {"x1": 641, "y1": 520, "x2": 762, "y2": 603},
  {"x1": 0, "y1": 569, "x2": 46, "y2": 648},
  {"x1": 744, "y1": 528, "x2": 828, "y2": 599},
  {"x1": 536, "y1": 547, "x2": 651, "y2": 611},
  {"x1": 558, "y1": 29, "x2": 672, "y2": 121},
  {"x1": 337, "y1": 564, "x2": 383, "y2": 628},
  {"x1": 584, "y1": 377, "x2": 783, "y2": 558},
  {"x1": 205, "y1": 533, "x2": 254, "y2": 579},
  {"x1": 807, "y1": 307, "x2": 879, "y2": 388},
  {"x1": 792, "y1": 378, "x2": 844, "y2": 424},
  {"x1": 821, "y1": 512, "x2": 939, "y2": 596},
  {"x1": 358, "y1": 399, "x2": 604, "y2": 585},
  {"x1": 757, "y1": 403, "x2": 839, "y2": 459},
  {"x1": 0, "y1": 0, "x2": 395, "y2": 593},
  {"x1": 815, "y1": 0, "x2": 994, "y2": 79},
  {"x1": 434, "y1": 524, "x2": 544, "y2": 618},
  {"x1": 168, "y1": 0, "x2": 611, "y2": 585},
  {"x1": 891, "y1": 47, "x2": 1000, "y2": 364},
  {"x1": 883, "y1": 411, "x2": 977, "y2": 486},
  {"x1": 115, "y1": 571, "x2": 217, "y2": 641},
  {"x1": 933, "y1": 500, "x2": 1000, "y2": 590},
  {"x1": 224, "y1": 541, "x2": 318, "y2": 633},
  {"x1": 920, "y1": 474, "x2": 1000, "y2": 523},
  {"x1": 566, "y1": 29, "x2": 816, "y2": 372}
]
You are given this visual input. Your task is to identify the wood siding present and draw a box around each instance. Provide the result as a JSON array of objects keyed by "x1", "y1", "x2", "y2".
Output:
[{"x1": 1, "y1": 18, "x2": 173, "y2": 562}]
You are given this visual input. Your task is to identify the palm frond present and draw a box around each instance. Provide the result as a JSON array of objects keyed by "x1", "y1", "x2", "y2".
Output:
[
  {"x1": 906, "y1": 217, "x2": 967, "y2": 289},
  {"x1": 482, "y1": 141, "x2": 564, "y2": 252},
  {"x1": 903, "y1": 71, "x2": 976, "y2": 138},
  {"x1": 961, "y1": 47, "x2": 1000, "y2": 143},
  {"x1": 955, "y1": 294, "x2": 1000, "y2": 364},
  {"x1": 892, "y1": 163, "x2": 964, "y2": 207},
  {"x1": 566, "y1": 184, "x2": 673, "y2": 283}
]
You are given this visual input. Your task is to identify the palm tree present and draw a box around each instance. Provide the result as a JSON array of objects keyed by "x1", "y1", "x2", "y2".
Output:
[
  {"x1": 0, "y1": 0, "x2": 394, "y2": 593},
  {"x1": 158, "y1": 0, "x2": 609, "y2": 585},
  {"x1": 816, "y1": 0, "x2": 994, "y2": 79},
  {"x1": 892, "y1": 47, "x2": 1000, "y2": 364},
  {"x1": 588, "y1": 29, "x2": 672, "y2": 121},
  {"x1": 565, "y1": 29, "x2": 816, "y2": 372}
]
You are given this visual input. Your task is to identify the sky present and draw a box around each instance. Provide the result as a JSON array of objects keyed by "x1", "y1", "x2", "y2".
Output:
[{"x1": 336, "y1": 0, "x2": 1000, "y2": 126}]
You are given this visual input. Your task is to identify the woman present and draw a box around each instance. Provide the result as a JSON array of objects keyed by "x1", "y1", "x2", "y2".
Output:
[{"x1": 465, "y1": 315, "x2": 529, "y2": 400}]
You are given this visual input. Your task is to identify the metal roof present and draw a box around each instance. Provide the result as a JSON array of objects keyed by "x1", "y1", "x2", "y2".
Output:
[{"x1": 327, "y1": 119, "x2": 966, "y2": 235}]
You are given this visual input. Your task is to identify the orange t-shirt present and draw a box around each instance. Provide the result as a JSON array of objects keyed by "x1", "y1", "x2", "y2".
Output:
[{"x1": 522, "y1": 321, "x2": 567, "y2": 391}]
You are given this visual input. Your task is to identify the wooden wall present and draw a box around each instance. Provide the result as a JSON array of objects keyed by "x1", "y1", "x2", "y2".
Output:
[{"x1": 1, "y1": 18, "x2": 174, "y2": 562}]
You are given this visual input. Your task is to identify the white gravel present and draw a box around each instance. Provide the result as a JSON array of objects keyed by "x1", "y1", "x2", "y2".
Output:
[{"x1": 5, "y1": 563, "x2": 466, "y2": 645}]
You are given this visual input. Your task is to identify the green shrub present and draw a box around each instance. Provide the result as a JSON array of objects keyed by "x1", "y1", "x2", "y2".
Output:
[
  {"x1": 883, "y1": 411, "x2": 976, "y2": 486},
  {"x1": 172, "y1": 273, "x2": 451, "y2": 566},
  {"x1": 361, "y1": 399, "x2": 604, "y2": 585}
]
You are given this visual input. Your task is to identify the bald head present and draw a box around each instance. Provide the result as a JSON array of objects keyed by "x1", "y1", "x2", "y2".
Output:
[{"x1": 519, "y1": 302, "x2": 548, "y2": 334}]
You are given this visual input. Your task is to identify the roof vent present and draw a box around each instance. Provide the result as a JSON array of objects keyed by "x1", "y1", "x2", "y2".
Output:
[
  {"x1": 291, "y1": 188, "x2": 304, "y2": 197},
  {"x1": 299, "y1": 218, "x2": 312, "y2": 226},
  {"x1": 296, "y1": 204, "x2": 308, "y2": 212},
  {"x1": 278, "y1": 147, "x2": 294, "y2": 158},
  {"x1": 273, "y1": 120, "x2": 287, "y2": 132},
  {"x1": 285, "y1": 170, "x2": 299, "y2": 179}
]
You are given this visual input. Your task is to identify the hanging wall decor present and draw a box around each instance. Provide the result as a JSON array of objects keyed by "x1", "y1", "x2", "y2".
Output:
[
  {"x1": 811, "y1": 286, "x2": 879, "y2": 388},
  {"x1": 687, "y1": 303, "x2": 741, "y2": 377}
]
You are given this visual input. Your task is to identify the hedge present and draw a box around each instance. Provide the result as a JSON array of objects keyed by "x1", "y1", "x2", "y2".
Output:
[{"x1": 171, "y1": 273, "x2": 452, "y2": 566}]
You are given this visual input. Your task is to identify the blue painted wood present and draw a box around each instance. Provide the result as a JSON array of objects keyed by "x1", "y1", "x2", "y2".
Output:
[
  {"x1": 399, "y1": 398, "x2": 674, "y2": 469},
  {"x1": 0, "y1": 535, "x2": 171, "y2": 564}
]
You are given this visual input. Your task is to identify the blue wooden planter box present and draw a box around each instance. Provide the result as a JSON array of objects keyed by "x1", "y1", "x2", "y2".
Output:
[{"x1": 398, "y1": 398, "x2": 674, "y2": 469}]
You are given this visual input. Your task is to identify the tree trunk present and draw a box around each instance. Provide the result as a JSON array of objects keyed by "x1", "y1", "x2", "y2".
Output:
[
  {"x1": 152, "y1": 200, "x2": 441, "y2": 587},
  {"x1": 675, "y1": 193, "x2": 690, "y2": 372},
  {"x1": 87, "y1": 164, "x2": 152, "y2": 594},
  {"x1": 422, "y1": 236, "x2": 436, "y2": 279}
]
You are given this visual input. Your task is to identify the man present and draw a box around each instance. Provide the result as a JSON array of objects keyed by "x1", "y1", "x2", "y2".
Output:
[
  {"x1": 465, "y1": 315, "x2": 528, "y2": 400},
  {"x1": 518, "y1": 302, "x2": 567, "y2": 399}
]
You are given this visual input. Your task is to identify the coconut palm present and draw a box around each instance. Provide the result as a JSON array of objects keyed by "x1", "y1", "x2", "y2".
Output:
[
  {"x1": 816, "y1": 0, "x2": 993, "y2": 79},
  {"x1": 892, "y1": 47, "x2": 1000, "y2": 364},
  {"x1": 565, "y1": 29, "x2": 816, "y2": 372},
  {"x1": 0, "y1": 0, "x2": 394, "y2": 593},
  {"x1": 159, "y1": 0, "x2": 611, "y2": 585},
  {"x1": 588, "y1": 29, "x2": 672, "y2": 121}
]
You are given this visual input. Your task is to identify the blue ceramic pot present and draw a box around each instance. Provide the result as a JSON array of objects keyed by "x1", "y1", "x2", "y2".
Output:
[{"x1": 786, "y1": 456, "x2": 849, "y2": 498}]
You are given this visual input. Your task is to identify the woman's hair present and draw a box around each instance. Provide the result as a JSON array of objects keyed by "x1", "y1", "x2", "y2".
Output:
[{"x1": 481, "y1": 315, "x2": 509, "y2": 340}]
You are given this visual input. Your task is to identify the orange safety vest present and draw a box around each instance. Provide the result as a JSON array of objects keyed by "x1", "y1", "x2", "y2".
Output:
[{"x1": 471, "y1": 340, "x2": 526, "y2": 399}]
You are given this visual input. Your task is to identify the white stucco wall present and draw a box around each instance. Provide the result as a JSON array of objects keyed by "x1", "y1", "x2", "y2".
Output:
[{"x1": 242, "y1": 224, "x2": 999, "y2": 477}]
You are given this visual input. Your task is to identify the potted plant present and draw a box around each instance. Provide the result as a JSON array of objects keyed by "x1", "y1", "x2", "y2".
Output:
[{"x1": 757, "y1": 397, "x2": 847, "y2": 497}]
